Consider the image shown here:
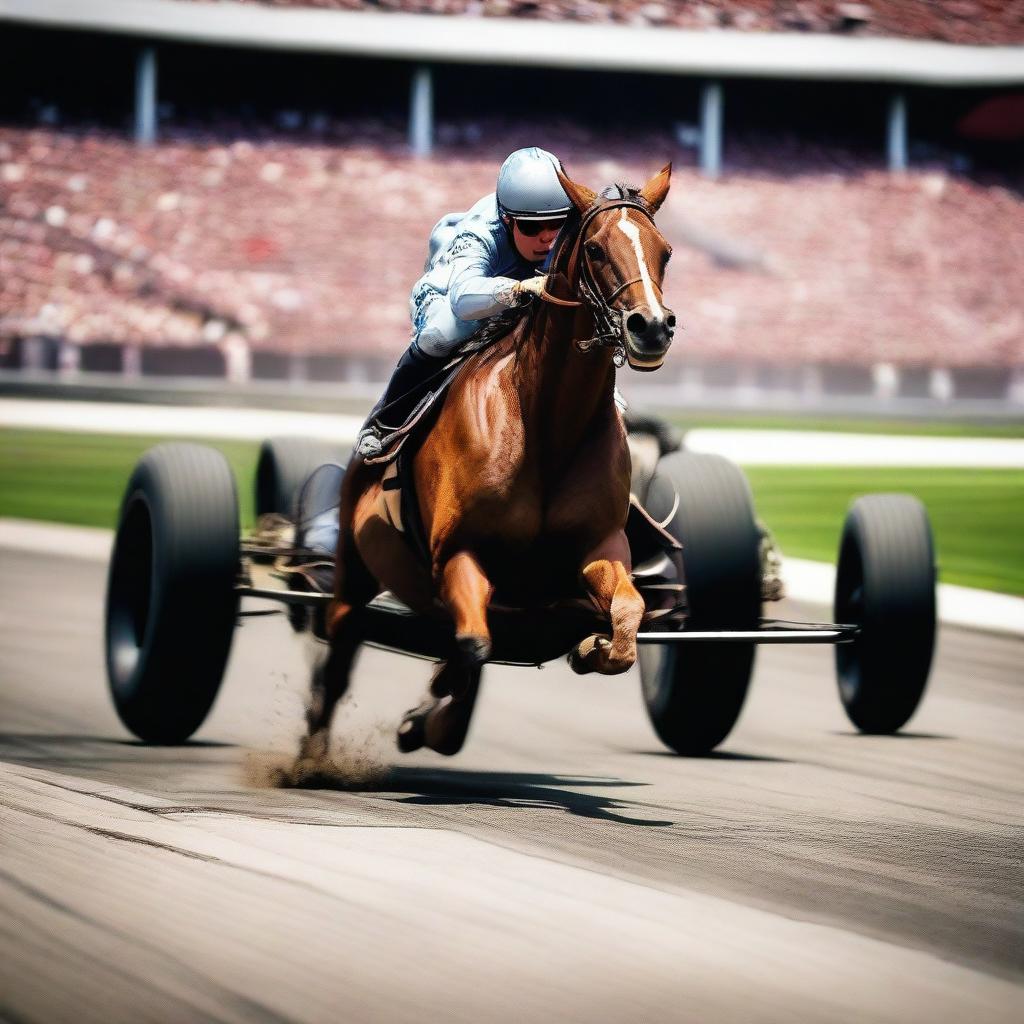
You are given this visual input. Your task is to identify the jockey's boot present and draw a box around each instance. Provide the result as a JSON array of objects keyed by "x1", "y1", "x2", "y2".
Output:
[{"x1": 355, "y1": 345, "x2": 449, "y2": 458}]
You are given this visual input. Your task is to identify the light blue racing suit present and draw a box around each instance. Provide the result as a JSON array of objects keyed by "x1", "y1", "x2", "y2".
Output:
[{"x1": 410, "y1": 192, "x2": 548, "y2": 358}]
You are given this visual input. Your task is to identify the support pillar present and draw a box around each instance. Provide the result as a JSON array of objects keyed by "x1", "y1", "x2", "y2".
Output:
[
  {"x1": 135, "y1": 45, "x2": 157, "y2": 146},
  {"x1": 287, "y1": 352, "x2": 307, "y2": 384},
  {"x1": 800, "y1": 365, "x2": 824, "y2": 405},
  {"x1": 1009, "y1": 367, "x2": 1024, "y2": 406},
  {"x1": 21, "y1": 337, "x2": 46, "y2": 371},
  {"x1": 700, "y1": 80, "x2": 723, "y2": 179},
  {"x1": 735, "y1": 364, "x2": 761, "y2": 406},
  {"x1": 929, "y1": 367, "x2": 953, "y2": 402},
  {"x1": 57, "y1": 340, "x2": 80, "y2": 376},
  {"x1": 872, "y1": 362, "x2": 899, "y2": 400},
  {"x1": 887, "y1": 92, "x2": 907, "y2": 173},
  {"x1": 123, "y1": 345, "x2": 142, "y2": 377},
  {"x1": 221, "y1": 333, "x2": 252, "y2": 384},
  {"x1": 409, "y1": 65, "x2": 433, "y2": 158}
]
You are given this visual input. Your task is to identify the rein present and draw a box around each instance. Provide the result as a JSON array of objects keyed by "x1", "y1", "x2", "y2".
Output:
[{"x1": 540, "y1": 197, "x2": 658, "y2": 366}]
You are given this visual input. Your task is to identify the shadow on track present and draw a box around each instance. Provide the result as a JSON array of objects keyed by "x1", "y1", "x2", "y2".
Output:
[
  {"x1": 829, "y1": 731, "x2": 955, "y2": 740},
  {"x1": 630, "y1": 749, "x2": 793, "y2": 763},
  {"x1": 0, "y1": 733, "x2": 236, "y2": 749},
  {"x1": 386, "y1": 768, "x2": 675, "y2": 827},
  {"x1": 280, "y1": 762, "x2": 675, "y2": 827}
]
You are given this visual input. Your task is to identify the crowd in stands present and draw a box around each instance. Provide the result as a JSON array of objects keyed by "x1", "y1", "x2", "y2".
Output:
[
  {"x1": 179, "y1": 0, "x2": 1024, "y2": 46},
  {"x1": 1, "y1": 121, "x2": 1021, "y2": 375}
]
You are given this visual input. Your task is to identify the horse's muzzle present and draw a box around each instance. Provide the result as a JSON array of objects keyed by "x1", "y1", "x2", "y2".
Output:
[{"x1": 623, "y1": 306, "x2": 675, "y2": 372}]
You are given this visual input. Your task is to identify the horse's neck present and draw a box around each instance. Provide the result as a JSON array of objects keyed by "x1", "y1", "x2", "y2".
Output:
[{"x1": 518, "y1": 304, "x2": 617, "y2": 468}]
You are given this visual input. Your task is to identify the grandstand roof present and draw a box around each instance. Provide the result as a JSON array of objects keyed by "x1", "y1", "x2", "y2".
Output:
[{"x1": 3, "y1": 0, "x2": 1023, "y2": 86}]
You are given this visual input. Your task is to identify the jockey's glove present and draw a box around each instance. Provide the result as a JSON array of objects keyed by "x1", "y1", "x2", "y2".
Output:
[{"x1": 514, "y1": 275, "x2": 548, "y2": 301}]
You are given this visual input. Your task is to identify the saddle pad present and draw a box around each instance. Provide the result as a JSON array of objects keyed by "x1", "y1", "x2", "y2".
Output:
[
  {"x1": 378, "y1": 449, "x2": 432, "y2": 566},
  {"x1": 381, "y1": 462, "x2": 404, "y2": 533}
]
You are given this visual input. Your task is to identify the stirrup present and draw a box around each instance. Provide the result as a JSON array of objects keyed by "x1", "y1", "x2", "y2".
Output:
[{"x1": 355, "y1": 428, "x2": 384, "y2": 457}]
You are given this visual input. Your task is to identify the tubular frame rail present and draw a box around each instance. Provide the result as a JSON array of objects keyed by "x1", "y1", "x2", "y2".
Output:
[{"x1": 236, "y1": 576, "x2": 858, "y2": 647}]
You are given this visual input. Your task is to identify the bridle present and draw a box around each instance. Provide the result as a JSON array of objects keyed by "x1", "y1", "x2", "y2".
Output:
[{"x1": 540, "y1": 197, "x2": 663, "y2": 366}]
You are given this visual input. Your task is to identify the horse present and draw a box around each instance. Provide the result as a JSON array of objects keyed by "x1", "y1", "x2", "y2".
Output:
[{"x1": 301, "y1": 163, "x2": 675, "y2": 763}]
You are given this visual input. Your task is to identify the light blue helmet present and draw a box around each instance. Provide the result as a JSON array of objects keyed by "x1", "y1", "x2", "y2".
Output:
[{"x1": 496, "y1": 147, "x2": 570, "y2": 219}]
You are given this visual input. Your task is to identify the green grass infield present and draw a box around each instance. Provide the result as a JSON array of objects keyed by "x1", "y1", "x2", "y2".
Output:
[
  {"x1": 744, "y1": 466, "x2": 1023, "y2": 596},
  {"x1": 0, "y1": 430, "x2": 262, "y2": 531},
  {"x1": 1, "y1": 428, "x2": 1021, "y2": 596},
  {"x1": 656, "y1": 410, "x2": 1024, "y2": 438}
]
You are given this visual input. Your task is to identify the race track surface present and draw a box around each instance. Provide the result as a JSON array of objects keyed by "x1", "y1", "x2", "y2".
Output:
[{"x1": 1, "y1": 547, "x2": 1021, "y2": 1023}]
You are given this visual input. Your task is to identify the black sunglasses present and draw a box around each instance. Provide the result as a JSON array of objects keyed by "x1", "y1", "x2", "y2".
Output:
[{"x1": 513, "y1": 217, "x2": 566, "y2": 237}]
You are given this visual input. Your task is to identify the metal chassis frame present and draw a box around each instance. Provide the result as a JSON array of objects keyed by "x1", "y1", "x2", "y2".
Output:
[{"x1": 236, "y1": 560, "x2": 858, "y2": 648}]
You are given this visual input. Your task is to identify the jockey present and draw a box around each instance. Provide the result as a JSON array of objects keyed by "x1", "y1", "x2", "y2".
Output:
[{"x1": 356, "y1": 147, "x2": 570, "y2": 456}]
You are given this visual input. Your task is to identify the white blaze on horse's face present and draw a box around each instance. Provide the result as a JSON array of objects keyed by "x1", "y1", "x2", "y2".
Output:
[{"x1": 617, "y1": 209, "x2": 664, "y2": 321}]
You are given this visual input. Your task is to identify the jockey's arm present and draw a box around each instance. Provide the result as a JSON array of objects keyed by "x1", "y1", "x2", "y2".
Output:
[{"x1": 446, "y1": 233, "x2": 527, "y2": 321}]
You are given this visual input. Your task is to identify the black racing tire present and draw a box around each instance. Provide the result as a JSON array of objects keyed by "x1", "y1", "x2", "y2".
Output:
[
  {"x1": 834, "y1": 494, "x2": 936, "y2": 734},
  {"x1": 638, "y1": 451, "x2": 762, "y2": 755},
  {"x1": 255, "y1": 436, "x2": 350, "y2": 519},
  {"x1": 105, "y1": 444, "x2": 240, "y2": 744}
]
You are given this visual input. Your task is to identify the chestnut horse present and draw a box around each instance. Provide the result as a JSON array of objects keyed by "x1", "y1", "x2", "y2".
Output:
[{"x1": 303, "y1": 164, "x2": 675, "y2": 761}]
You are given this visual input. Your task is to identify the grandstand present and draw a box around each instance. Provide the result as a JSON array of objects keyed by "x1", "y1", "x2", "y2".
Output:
[{"x1": 1, "y1": 0, "x2": 1022, "y2": 405}]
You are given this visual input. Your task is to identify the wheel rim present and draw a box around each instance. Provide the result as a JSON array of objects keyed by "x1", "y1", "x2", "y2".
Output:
[
  {"x1": 107, "y1": 495, "x2": 154, "y2": 695},
  {"x1": 835, "y1": 534, "x2": 865, "y2": 706}
]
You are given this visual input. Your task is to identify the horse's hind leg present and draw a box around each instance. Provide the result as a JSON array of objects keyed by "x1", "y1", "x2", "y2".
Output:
[
  {"x1": 298, "y1": 605, "x2": 363, "y2": 767},
  {"x1": 569, "y1": 533, "x2": 645, "y2": 676},
  {"x1": 439, "y1": 550, "x2": 494, "y2": 666},
  {"x1": 397, "y1": 659, "x2": 482, "y2": 757},
  {"x1": 296, "y1": 514, "x2": 376, "y2": 770}
]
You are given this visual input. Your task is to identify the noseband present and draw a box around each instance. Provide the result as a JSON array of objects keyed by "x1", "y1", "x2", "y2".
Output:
[{"x1": 540, "y1": 197, "x2": 662, "y2": 366}]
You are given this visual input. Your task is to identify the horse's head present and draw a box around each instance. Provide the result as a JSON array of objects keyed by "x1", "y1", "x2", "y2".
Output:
[{"x1": 554, "y1": 164, "x2": 675, "y2": 372}]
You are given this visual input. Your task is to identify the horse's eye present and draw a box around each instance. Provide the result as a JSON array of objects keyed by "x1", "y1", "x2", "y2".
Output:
[{"x1": 585, "y1": 241, "x2": 605, "y2": 261}]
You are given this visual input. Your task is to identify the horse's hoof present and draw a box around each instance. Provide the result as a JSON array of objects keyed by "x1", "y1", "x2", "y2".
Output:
[
  {"x1": 424, "y1": 697, "x2": 474, "y2": 756},
  {"x1": 567, "y1": 647, "x2": 589, "y2": 675},
  {"x1": 568, "y1": 634, "x2": 612, "y2": 675},
  {"x1": 456, "y1": 634, "x2": 491, "y2": 668},
  {"x1": 397, "y1": 707, "x2": 428, "y2": 753},
  {"x1": 428, "y1": 732, "x2": 468, "y2": 757}
]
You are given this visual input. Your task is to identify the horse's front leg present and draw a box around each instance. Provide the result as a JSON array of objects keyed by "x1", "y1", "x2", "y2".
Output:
[
  {"x1": 438, "y1": 550, "x2": 494, "y2": 667},
  {"x1": 397, "y1": 658, "x2": 482, "y2": 756},
  {"x1": 569, "y1": 531, "x2": 644, "y2": 676}
]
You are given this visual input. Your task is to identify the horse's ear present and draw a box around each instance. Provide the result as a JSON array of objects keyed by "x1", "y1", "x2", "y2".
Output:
[
  {"x1": 639, "y1": 163, "x2": 672, "y2": 213},
  {"x1": 556, "y1": 164, "x2": 597, "y2": 213}
]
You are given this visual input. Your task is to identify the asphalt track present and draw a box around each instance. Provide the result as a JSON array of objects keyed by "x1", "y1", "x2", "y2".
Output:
[{"x1": 1, "y1": 545, "x2": 1021, "y2": 1023}]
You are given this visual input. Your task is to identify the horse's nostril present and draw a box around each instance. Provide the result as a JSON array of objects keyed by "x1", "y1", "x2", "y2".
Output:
[
  {"x1": 626, "y1": 312, "x2": 647, "y2": 336},
  {"x1": 666, "y1": 313, "x2": 677, "y2": 330}
]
